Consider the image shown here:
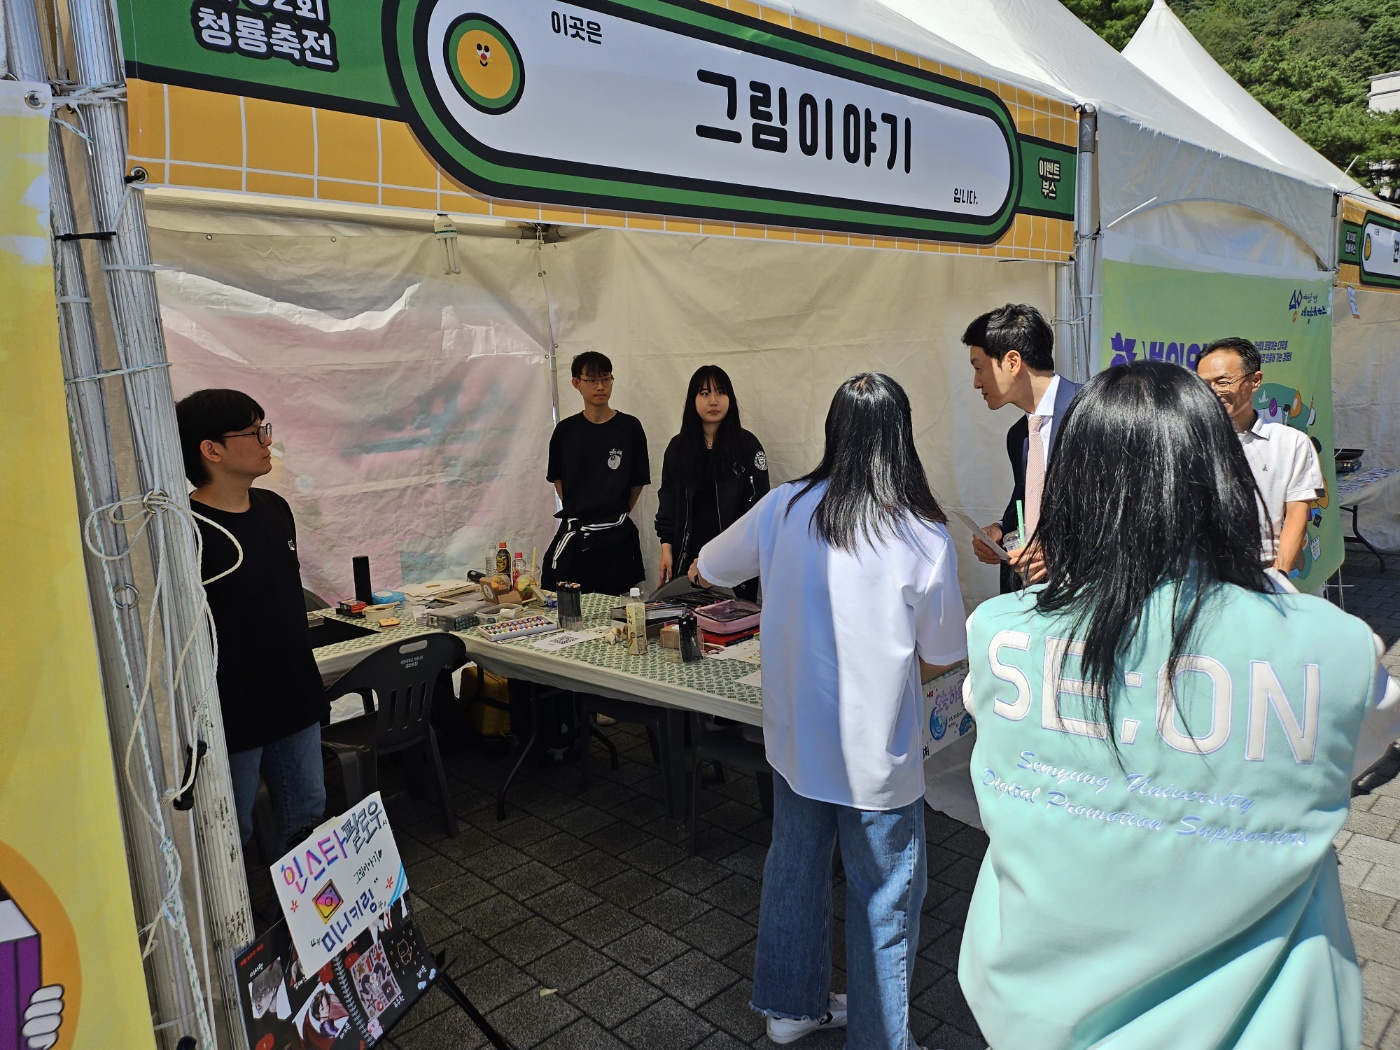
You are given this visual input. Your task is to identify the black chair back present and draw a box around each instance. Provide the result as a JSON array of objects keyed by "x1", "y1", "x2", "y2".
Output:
[{"x1": 324, "y1": 633, "x2": 466, "y2": 754}]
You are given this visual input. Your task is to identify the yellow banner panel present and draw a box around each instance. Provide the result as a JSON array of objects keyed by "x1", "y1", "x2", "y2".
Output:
[{"x1": 0, "y1": 82, "x2": 155, "y2": 1050}]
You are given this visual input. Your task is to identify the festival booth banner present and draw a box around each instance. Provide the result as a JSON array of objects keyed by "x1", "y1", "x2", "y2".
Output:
[
  {"x1": 1337, "y1": 196, "x2": 1400, "y2": 293},
  {"x1": 0, "y1": 82, "x2": 155, "y2": 1050},
  {"x1": 116, "y1": 0, "x2": 1078, "y2": 260},
  {"x1": 1332, "y1": 195, "x2": 1400, "y2": 549},
  {"x1": 1098, "y1": 262, "x2": 1341, "y2": 590}
]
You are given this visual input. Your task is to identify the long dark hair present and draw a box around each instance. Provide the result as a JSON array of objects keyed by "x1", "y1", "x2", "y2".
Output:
[
  {"x1": 1034, "y1": 360, "x2": 1270, "y2": 746},
  {"x1": 675, "y1": 365, "x2": 745, "y2": 482},
  {"x1": 787, "y1": 372, "x2": 946, "y2": 550}
]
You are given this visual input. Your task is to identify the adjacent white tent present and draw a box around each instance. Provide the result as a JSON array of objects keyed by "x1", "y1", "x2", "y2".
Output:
[
  {"x1": 891, "y1": 0, "x2": 1336, "y2": 272},
  {"x1": 1123, "y1": 0, "x2": 1363, "y2": 197},
  {"x1": 1123, "y1": 0, "x2": 1400, "y2": 550}
]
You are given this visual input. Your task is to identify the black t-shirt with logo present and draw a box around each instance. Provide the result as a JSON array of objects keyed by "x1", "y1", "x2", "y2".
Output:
[
  {"x1": 192, "y1": 488, "x2": 327, "y2": 753},
  {"x1": 546, "y1": 411, "x2": 651, "y2": 522}
]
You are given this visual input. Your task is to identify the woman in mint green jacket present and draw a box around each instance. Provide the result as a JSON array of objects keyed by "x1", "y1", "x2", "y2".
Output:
[{"x1": 960, "y1": 361, "x2": 1400, "y2": 1049}]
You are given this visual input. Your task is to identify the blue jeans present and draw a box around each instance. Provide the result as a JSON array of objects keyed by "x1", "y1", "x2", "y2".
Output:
[
  {"x1": 228, "y1": 722, "x2": 327, "y2": 852},
  {"x1": 752, "y1": 773, "x2": 926, "y2": 1050}
]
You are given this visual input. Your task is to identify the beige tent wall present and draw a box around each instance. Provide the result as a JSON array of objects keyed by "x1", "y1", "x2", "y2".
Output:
[
  {"x1": 143, "y1": 197, "x2": 1055, "y2": 607},
  {"x1": 146, "y1": 199, "x2": 561, "y2": 600},
  {"x1": 549, "y1": 230, "x2": 1056, "y2": 605},
  {"x1": 1333, "y1": 287, "x2": 1400, "y2": 551}
]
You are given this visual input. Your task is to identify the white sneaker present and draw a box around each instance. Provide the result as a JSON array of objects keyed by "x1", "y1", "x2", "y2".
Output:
[{"x1": 765, "y1": 994, "x2": 848, "y2": 1044}]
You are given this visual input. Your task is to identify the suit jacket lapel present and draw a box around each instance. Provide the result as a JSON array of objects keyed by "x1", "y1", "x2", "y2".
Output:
[{"x1": 1047, "y1": 377, "x2": 1082, "y2": 453}]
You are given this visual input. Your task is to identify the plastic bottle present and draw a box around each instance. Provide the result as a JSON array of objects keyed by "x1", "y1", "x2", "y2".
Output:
[
  {"x1": 512, "y1": 552, "x2": 526, "y2": 587},
  {"x1": 625, "y1": 587, "x2": 649, "y2": 656},
  {"x1": 495, "y1": 541, "x2": 510, "y2": 575}
]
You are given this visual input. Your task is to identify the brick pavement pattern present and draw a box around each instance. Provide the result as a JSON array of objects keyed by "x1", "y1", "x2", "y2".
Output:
[
  {"x1": 1335, "y1": 549, "x2": 1400, "y2": 1050},
  {"x1": 258, "y1": 548, "x2": 1400, "y2": 1050}
]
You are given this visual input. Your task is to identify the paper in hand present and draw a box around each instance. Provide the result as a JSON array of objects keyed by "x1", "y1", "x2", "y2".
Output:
[{"x1": 946, "y1": 508, "x2": 1010, "y2": 562}]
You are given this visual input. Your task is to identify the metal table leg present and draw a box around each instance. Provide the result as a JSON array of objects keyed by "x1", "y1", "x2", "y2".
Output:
[
  {"x1": 497, "y1": 683, "x2": 540, "y2": 820},
  {"x1": 1343, "y1": 504, "x2": 1386, "y2": 573},
  {"x1": 662, "y1": 708, "x2": 687, "y2": 821}
]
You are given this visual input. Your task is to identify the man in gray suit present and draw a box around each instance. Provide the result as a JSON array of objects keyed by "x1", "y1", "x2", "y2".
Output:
[{"x1": 963, "y1": 304, "x2": 1081, "y2": 592}]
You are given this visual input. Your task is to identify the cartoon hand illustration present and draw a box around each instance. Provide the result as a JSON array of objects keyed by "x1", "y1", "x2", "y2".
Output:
[{"x1": 22, "y1": 985, "x2": 64, "y2": 1050}]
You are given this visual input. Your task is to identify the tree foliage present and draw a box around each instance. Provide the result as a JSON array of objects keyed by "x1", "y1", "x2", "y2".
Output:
[{"x1": 1070, "y1": 0, "x2": 1400, "y2": 190}]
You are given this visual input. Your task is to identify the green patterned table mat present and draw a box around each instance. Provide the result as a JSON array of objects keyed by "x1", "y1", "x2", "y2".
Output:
[
  {"x1": 312, "y1": 610, "x2": 429, "y2": 657},
  {"x1": 315, "y1": 596, "x2": 762, "y2": 715},
  {"x1": 473, "y1": 594, "x2": 763, "y2": 712}
]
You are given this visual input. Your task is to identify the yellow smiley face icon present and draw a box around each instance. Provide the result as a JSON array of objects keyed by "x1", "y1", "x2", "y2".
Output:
[{"x1": 447, "y1": 16, "x2": 523, "y2": 113}]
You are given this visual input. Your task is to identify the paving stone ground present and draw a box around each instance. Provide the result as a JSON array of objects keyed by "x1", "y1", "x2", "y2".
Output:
[
  {"x1": 1332, "y1": 548, "x2": 1400, "y2": 1050},
  {"x1": 256, "y1": 547, "x2": 1400, "y2": 1050}
]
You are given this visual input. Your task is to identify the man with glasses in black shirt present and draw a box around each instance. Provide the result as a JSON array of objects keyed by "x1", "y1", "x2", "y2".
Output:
[
  {"x1": 542, "y1": 352, "x2": 651, "y2": 595},
  {"x1": 176, "y1": 388, "x2": 326, "y2": 854}
]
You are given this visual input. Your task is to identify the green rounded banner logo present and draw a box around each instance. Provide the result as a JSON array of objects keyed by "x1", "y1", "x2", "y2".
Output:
[
  {"x1": 444, "y1": 14, "x2": 523, "y2": 114},
  {"x1": 383, "y1": 0, "x2": 1076, "y2": 243}
]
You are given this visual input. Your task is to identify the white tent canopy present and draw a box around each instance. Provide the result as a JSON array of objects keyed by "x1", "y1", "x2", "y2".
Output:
[
  {"x1": 885, "y1": 0, "x2": 1338, "y2": 267},
  {"x1": 1123, "y1": 0, "x2": 1362, "y2": 198}
]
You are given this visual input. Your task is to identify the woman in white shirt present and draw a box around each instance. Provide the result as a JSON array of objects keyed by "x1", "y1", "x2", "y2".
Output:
[{"x1": 692, "y1": 373, "x2": 967, "y2": 1049}]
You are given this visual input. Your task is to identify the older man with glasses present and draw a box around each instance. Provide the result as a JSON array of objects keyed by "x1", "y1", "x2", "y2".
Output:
[
  {"x1": 1194, "y1": 337, "x2": 1324, "y2": 575},
  {"x1": 175, "y1": 388, "x2": 327, "y2": 856}
]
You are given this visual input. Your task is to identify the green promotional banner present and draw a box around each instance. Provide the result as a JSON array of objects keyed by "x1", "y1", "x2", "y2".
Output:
[
  {"x1": 116, "y1": 0, "x2": 1077, "y2": 246},
  {"x1": 1099, "y1": 261, "x2": 1341, "y2": 590}
]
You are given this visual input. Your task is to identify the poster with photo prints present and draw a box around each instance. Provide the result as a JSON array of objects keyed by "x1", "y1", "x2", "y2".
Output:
[{"x1": 234, "y1": 896, "x2": 437, "y2": 1049}]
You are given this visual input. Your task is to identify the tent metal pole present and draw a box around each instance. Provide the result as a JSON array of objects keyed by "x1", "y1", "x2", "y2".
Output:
[
  {"x1": 4, "y1": 0, "x2": 212, "y2": 1045},
  {"x1": 52, "y1": 121, "x2": 212, "y2": 1050},
  {"x1": 1072, "y1": 104, "x2": 1100, "y2": 380},
  {"x1": 536, "y1": 225, "x2": 562, "y2": 431},
  {"x1": 62, "y1": 0, "x2": 254, "y2": 1044}
]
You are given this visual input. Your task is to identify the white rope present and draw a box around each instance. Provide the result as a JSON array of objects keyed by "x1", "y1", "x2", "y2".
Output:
[
  {"x1": 81, "y1": 491, "x2": 243, "y2": 960},
  {"x1": 65, "y1": 361, "x2": 171, "y2": 385}
]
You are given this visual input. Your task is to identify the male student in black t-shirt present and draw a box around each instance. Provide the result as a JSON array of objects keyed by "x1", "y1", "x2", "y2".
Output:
[
  {"x1": 175, "y1": 388, "x2": 327, "y2": 853},
  {"x1": 542, "y1": 352, "x2": 651, "y2": 595}
]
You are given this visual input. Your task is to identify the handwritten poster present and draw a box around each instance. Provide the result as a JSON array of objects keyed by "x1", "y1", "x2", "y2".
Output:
[{"x1": 272, "y1": 794, "x2": 407, "y2": 973}]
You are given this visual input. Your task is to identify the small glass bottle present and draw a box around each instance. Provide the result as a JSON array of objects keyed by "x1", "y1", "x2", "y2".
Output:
[
  {"x1": 512, "y1": 551, "x2": 526, "y2": 587},
  {"x1": 625, "y1": 587, "x2": 649, "y2": 656},
  {"x1": 496, "y1": 541, "x2": 510, "y2": 575}
]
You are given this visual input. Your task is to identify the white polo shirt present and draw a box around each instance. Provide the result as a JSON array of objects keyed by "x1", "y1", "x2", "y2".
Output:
[
  {"x1": 1238, "y1": 415, "x2": 1324, "y2": 562},
  {"x1": 697, "y1": 481, "x2": 968, "y2": 810}
]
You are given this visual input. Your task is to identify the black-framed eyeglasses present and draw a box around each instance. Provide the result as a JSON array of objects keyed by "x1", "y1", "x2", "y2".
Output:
[
  {"x1": 221, "y1": 423, "x2": 273, "y2": 445},
  {"x1": 577, "y1": 374, "x2": 614, "y2": 387}
]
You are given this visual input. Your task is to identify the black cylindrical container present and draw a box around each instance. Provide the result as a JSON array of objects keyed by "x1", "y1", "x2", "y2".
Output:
[
  {"x1": 353, "y1": 555, "x2": 373, "y2": 604},
  {"x1": 558, "y1": 582, "x2": 583, "y2": 628},
  {"x1": 678, "y1": 610, "x2": 702, "y2": 663}
]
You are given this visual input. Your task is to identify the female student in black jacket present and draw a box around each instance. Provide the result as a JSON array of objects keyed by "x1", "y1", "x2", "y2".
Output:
[{"x1": 655, "y1": 365, "x2": 769, "y2": 598}]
